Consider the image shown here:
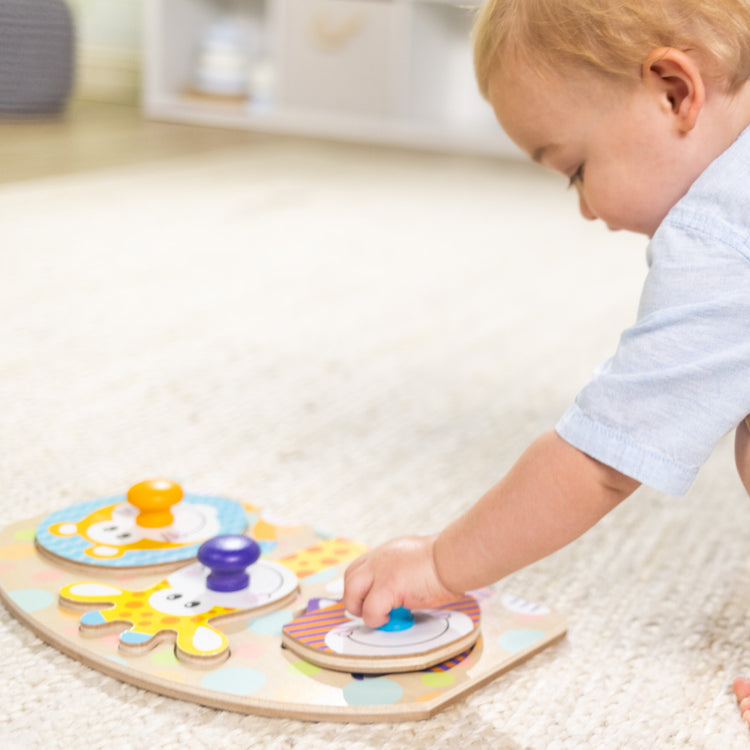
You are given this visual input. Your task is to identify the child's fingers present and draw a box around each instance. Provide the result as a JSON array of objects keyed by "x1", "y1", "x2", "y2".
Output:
[
  {"x1": 342, "y1": 555, "x2": 373, "y2": 617},
  {"x1": 344, "y1": 552, "x2": 367, "y2": 577},
  {"x1": 360, "y1": 585, "x2": 395, "y2": 629},
  {"x1": 343, "y1": 553, "x2": 398, "y2": 626}
]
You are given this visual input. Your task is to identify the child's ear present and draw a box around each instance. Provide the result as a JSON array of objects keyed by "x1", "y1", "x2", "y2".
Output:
[{"x1": 642, "y1": 48, "x2": 705, "y2": 132}]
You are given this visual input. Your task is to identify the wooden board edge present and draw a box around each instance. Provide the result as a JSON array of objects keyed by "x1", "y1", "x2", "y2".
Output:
[
  {"x1": 35, "y1": 538, "x2": 193, "y2": 577},
  {"x1": 0, "y1": 582, "x2": 424, "y2": 722},
  {"x1": 281, "y1": 626, "x2": 480, "y2": 674},
  {"x1": 0, "y1": 582, "x2": 567, "y2": 723},
  {"x1": 419, "y1": 624, "x2": 570, "y2": 719}
]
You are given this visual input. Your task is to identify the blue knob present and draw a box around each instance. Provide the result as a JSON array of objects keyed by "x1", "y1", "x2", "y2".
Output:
[
  {"x1": 377, "y1": 606, "x2": 415, "y2": 632},
  {"x1": 197, "y1": 534, "x2": 261, "y2": 592}
]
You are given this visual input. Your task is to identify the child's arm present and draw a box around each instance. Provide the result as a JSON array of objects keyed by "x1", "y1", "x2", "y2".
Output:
[{"x1": 343, "y1": 430, "x2": 640, "y2": 627}]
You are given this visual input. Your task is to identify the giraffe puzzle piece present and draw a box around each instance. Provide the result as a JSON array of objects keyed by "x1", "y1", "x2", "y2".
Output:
[
  {"x1": 36, "y1": 479, "x2": 247, "y2": 570},
  {"x1": 59, "y1": 535, "x2": 299, "y2": 665},
  {"x1": 281, "y1": 595, "x2": 481, "y2": 673}
]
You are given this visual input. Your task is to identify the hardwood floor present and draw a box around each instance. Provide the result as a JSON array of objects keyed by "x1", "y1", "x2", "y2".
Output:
[{"x1": 0, "y1": 100, "x2": 280, "y2": 185}]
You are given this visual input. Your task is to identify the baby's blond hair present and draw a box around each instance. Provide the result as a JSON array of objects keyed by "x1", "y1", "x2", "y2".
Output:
[{"x1": 473, "y1": 0, "x2": 750, "y2": 98}]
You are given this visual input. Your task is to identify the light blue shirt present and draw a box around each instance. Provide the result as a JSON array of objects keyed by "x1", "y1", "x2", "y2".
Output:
[{"x1": 556, "y1": 126, "x2": 750, "y2": 495}]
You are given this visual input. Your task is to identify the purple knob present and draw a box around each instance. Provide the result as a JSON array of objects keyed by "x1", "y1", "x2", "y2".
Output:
[{"x1": 198, "y1": 535, "x2": 261, "y2": 592}]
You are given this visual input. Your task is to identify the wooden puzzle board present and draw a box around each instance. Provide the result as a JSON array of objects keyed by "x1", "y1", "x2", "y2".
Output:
[{"x1": 0, "y1": 507, "x2": 567, "y2": 722}]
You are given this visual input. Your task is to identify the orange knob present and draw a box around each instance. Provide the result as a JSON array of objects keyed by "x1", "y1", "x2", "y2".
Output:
[{"x1": 127, "y1": 479, "x2": 183, "y2": 528}]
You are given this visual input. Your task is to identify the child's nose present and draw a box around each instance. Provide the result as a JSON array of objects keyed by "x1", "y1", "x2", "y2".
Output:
[{"x1": 578, "y1": 194, "x2": 597, "y2": 221}]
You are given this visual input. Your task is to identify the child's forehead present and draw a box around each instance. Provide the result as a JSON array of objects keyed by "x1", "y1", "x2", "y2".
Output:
[
  {"x1": 486, "y1": 59, "x2": 631, "y2": 158},
  {"x1": 488, "y1": 56, "x2": 627, "y2": 114}
]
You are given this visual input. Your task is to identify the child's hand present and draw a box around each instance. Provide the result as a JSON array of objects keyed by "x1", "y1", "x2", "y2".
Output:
[{"x1": 342, "y1": 534, "x2": 463, "y2": 628}]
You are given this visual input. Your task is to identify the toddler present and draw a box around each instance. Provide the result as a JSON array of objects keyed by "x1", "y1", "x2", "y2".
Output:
[{"x1": 342, "y1": 0, "x2": 750, "y2": 728}]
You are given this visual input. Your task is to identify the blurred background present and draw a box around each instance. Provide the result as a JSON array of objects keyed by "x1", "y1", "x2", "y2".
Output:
[
  {"x1": 2, "y1": 0, "x2": 526, "y2": 184},
  {"x1": 66, "y1": 0, "x2": 141, "y2": 106}
]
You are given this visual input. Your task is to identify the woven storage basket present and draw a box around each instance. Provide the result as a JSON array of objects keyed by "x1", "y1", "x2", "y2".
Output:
[{"x1": 0, "y1": 0, "x2": 75, "y2": 114}]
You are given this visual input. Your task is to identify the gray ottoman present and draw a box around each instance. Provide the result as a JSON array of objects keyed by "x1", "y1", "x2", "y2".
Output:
[{"x1": 0, "y1": 0, "x2": 75, "y2": 114}]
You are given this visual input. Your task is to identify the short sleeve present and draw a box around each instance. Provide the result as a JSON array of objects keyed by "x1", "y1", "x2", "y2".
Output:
[{"x1": 556, "y1": 216, "x2": 750, "y2": 496}]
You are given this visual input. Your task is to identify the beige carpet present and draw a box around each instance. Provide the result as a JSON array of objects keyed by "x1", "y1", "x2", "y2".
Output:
[{"x1": 2, "y1": 137, "x2": 750, "y2": 749}]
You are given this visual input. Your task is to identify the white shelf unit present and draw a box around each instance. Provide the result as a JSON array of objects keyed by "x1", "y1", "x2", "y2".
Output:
[{"x1": 142, "y1": 0, "x2": 521, "y2": 157}]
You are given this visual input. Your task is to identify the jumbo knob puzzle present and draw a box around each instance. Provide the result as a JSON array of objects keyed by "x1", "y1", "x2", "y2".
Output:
[{"x1": 0, "y1": 479, "x2": 566, "y2": 722}]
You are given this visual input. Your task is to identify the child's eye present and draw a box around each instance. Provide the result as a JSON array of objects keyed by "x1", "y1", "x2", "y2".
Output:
[{"x1": 568, "y1": 166, "x2": 584, "y2": 188}]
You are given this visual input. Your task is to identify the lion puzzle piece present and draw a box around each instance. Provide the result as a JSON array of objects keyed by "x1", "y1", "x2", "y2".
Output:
[
  {"x1": 281, "y1": 595, "x2": 481, "y2": 673},
  {"x1": 59, "y1": 534, "x2": 298, "y2": 665},
  {"x1": 35, "y1": 479, "x2": 247, "y2": 571}
]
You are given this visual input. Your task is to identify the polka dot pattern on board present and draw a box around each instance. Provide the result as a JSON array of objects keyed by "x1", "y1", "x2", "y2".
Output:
[
  {"x1": 8, "y1": 588, "x2": 55, "y2": 613},
  {"x1": 0, "y1": 543, "x2": 35, "y2": 560},
  {"x1": 420, "y1": 671, "x2": 455, "y2": 688},
  {"x1": 497, "y1": 629, "x2": 545, "y2": 654},
  {"x1": 247, "y1": 609, "x2": 294, "y2": 635},
  {"x1": 342, "y1": 677, "x2": 404, "y2": 706},
  {"x1": 232, "y1": 641, "x2": 267, "y2": 660},
  {"x1": 299, "y1": 567, "x2": 338, "y2": 585},
  {"x1": 287, "y1": 659, "x2": 321, "y2": 677},
  {"x1": 151, "y1": 649, "x2": 179, "y2": 667},
  {"x1": 501, "y1": 594, "x2": 550, "y2": 618},
  {"x1": 201, "y1": 667, "x2": 266, "y2": 696}
]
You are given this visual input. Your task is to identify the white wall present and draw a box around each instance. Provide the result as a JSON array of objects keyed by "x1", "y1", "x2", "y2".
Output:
[{"x1": 68, "y1": 0, "x2": 143, "y2": 103}]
